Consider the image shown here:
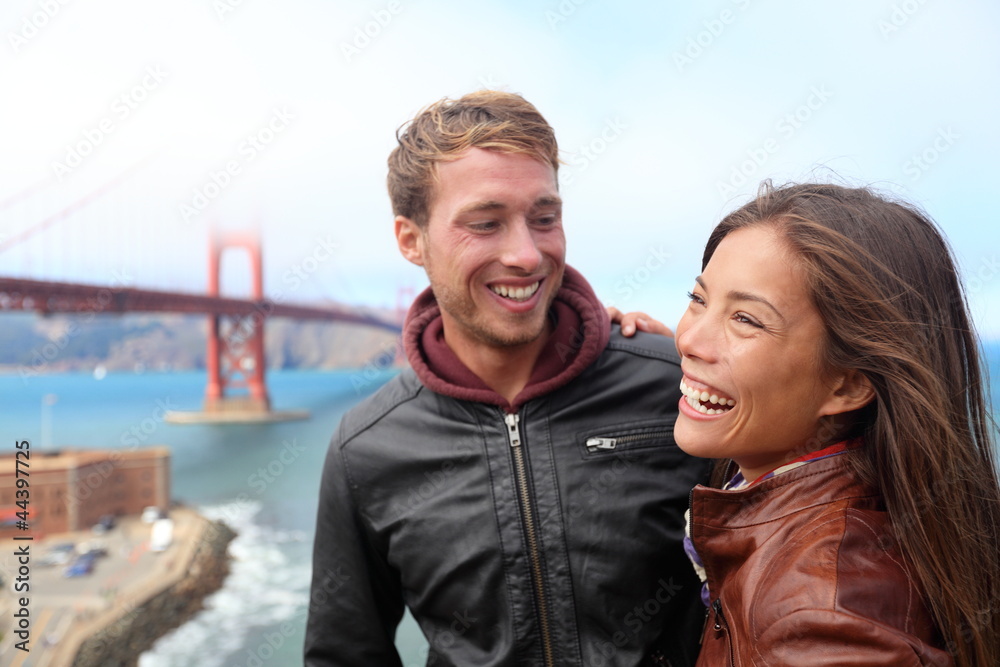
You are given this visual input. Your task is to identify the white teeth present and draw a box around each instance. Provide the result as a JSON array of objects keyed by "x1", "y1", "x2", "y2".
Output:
[
  {"x1": 491, "y1": 281, "x2": 539, "y2": 302},
  {"x1": 679, "y1": 378, "x2": 735, "y2": 414}
]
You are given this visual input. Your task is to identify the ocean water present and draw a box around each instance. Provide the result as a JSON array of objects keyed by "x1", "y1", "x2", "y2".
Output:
[{"x1": 1, "y1": 342, "x2": 997, "y2": 666}]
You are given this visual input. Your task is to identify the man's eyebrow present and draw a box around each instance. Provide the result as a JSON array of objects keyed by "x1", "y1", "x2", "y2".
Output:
[
  {"x1": 456, "y1": 195, "x2": 562, "y2": 217},
  {"x1": 694, "y1": 276, "x2": 786, "y2": 323},
  {"x1": 456, "y1": 200, "x2": 506, "y2": 216}
]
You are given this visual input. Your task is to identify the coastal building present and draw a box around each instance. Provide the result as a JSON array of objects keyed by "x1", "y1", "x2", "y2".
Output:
[{"x1": 0, "y1": 447, "x2": 170, "y2": 538}]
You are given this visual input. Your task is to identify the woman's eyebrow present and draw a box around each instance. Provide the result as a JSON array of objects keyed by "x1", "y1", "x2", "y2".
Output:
[{"x1": 695, "y1": 276, "x2": 786, "y2": 323}]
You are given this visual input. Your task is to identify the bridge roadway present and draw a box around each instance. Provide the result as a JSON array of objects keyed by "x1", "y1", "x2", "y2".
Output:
[{"x1": 0, "y1": 277, "x2": 401, "y2": 332}]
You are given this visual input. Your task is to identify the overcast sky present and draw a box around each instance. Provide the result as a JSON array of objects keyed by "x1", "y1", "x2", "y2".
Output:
[{"x1": 1, "y1": 0, "x2": 998, "y2": 336}]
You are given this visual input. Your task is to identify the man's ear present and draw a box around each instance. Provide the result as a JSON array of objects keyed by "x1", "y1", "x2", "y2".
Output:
[
  {"x1": 395, "y1": 215, "x2": 425, "y2": 266},
  {"x1": 819, "y1": 369, "x2": 875, "y2": 417}
]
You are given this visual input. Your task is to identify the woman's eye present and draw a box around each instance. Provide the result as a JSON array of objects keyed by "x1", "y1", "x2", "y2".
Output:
[
  {"x1": 686, "y1": 291, "x2": 705, "y2": 306},
  {"x1": 733, "y1": 312, "x2": 764, "y2": 329}
]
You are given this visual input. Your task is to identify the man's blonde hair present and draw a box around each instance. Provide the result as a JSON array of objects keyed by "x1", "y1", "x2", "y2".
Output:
[{"x1": 387, "y1": 90, "x2": 560, "y2": 227}]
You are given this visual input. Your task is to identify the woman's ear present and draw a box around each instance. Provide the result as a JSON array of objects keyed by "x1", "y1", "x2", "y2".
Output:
[
  {"x1": 395, "y1": 216, "x2": 425, "y2": 266},
  {"x1": 820, "y1": 369, "x2": 875, "y2": 417}
]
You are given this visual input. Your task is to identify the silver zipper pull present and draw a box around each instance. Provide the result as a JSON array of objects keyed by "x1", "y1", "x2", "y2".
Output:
[
  {"x1": 586, "y1": 437, "x2": 617, "y2": 451},
  {"x1": 505, "y1": 413, "x2": 521, "y2": 447}
]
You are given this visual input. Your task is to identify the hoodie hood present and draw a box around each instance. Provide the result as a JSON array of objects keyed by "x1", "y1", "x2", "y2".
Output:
[{"x1": 403, "y1": 265, "x2": 610, "y2": 413}]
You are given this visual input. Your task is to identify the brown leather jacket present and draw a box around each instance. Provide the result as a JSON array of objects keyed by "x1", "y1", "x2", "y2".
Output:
[{"x1": 689, "y1": 455, "x2": 954, "y2": 666}]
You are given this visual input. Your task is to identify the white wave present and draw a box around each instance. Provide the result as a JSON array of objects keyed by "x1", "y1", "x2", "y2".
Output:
[{"x1": 138, "y1": 500, "x2": 311, "y2": 667}]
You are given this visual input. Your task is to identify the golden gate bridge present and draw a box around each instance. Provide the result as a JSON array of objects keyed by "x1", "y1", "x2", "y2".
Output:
[{"x1": 0, "y1": 161, "x2": 403, "y2": 423}]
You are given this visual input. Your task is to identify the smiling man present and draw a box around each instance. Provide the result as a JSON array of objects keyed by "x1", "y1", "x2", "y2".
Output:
[{"x1": 305, "y1": 91, "x2": 711, "y2": 667}]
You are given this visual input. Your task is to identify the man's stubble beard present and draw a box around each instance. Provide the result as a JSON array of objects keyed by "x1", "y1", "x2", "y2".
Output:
[{"x1": 427, "y1": 267, "x2": 564, "y2": 349}]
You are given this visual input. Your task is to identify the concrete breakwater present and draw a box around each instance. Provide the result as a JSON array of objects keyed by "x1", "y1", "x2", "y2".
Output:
[{"x1": 66, "y1": 512, "x2": 236, "y2": 667}]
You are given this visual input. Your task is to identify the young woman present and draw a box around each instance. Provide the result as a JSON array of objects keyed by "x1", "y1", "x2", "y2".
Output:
[{"x1": 674, "y1": 183, "x2": 1000, "y2": 666}]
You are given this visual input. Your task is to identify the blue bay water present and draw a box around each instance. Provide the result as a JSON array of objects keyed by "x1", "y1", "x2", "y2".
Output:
[{"x1": 2, "y1": 341, "x2": 998, "y2": 666}]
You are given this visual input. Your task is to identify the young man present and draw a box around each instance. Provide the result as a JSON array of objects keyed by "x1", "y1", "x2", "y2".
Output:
[{"x1": 305, "y1": 91, "x2": 710, "y2": 666}]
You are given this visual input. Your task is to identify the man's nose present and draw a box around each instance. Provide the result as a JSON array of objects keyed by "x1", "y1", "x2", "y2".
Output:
[{"x1": 500, "y1": 221, "x2": 543, "y2": 272}]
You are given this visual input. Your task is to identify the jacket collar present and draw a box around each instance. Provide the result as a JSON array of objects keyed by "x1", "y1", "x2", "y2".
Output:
[
  {"x1": 403, "y1": 265, "x2": 610, "y2": 413},
  {"x1": 690, "y1": 454, "x2": 877, "y2": 599},
  {"x1": 692, "y1": 454, "x2": 873, "y2": 530}
]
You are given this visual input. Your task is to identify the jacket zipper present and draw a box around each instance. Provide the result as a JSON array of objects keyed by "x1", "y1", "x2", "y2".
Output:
[
  {"x1": 505, "y1": 412, "x2": 555, "y2": 667},
  {"x1": 585, "y1": 430, "x2": 673, "y2": 452},
  {"x1": 711, "y1": 598, "x2": 735, "y2": 666}
]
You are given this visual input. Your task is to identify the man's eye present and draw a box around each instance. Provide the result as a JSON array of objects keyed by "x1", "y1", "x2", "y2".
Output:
[
  {"x1": 469, "y1": 221, "x2": 498, "y2": 232},
  {"x1": 535, "y1": 215, "x2": 557, "y2": 226}
]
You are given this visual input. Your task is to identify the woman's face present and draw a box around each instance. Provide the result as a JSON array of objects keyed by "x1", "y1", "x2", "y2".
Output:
[{"x1": 674, "y1": 225, "x2": 850, "y2": 482}]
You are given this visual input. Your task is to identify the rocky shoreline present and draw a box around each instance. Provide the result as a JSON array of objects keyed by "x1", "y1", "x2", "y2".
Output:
[{"x1": 69, "y1": 516, "x2": 236, "y2": 667}]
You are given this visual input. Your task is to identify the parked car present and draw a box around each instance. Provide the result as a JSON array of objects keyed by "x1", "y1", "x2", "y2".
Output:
[
  {"x1": 38, "y1": 543, "x2": 77, "y2": 567},
  {"x1": 141, "y1": 506, "x2": 165, "y2": 523},
  {"x1": 38, "y1": 551, "x2": 72, "y2": 567},
  {"x1": 64, "y1": 552, "x2": 99, "y2": 578},
  {"x1": 150, "y1": 517, "x2": 173, "y2": 552},
  {"x1": 78, "y1": 540, "x2": 109, "y2": 558}
]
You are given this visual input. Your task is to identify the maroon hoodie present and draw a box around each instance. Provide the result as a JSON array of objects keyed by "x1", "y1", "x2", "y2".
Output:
[{"x1": 403, "y1": 265, "x2": 611, "y2": 413}]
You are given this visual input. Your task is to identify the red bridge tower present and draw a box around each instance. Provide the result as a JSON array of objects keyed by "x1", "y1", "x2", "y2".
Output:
[{"x1": 203, "y1": 230, "x2": 274, "y2": 417}]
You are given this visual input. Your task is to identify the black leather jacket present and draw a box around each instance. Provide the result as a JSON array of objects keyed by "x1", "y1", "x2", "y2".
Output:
[{"x1": 305, "y1": 329, "x2": 711, "y2": 666}]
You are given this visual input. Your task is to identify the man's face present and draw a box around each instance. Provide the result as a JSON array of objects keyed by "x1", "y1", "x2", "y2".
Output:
[{"x1": 396, "y1": 147, "x2": 565, "y2": 352}]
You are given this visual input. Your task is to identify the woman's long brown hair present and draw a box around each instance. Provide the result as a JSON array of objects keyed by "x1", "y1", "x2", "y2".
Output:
[{"x1": 704, "y1": 182, "x2": 1000, "y2": 666}]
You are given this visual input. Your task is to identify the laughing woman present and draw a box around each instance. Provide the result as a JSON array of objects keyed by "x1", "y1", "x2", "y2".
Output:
[{"x1": 675, "y1": 183, "x2": 1000, "y2": 666}]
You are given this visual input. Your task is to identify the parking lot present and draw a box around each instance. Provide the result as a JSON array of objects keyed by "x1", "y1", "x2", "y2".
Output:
[{"x1": 0, "y1": 508, "x2": 200, "y2": 667}]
